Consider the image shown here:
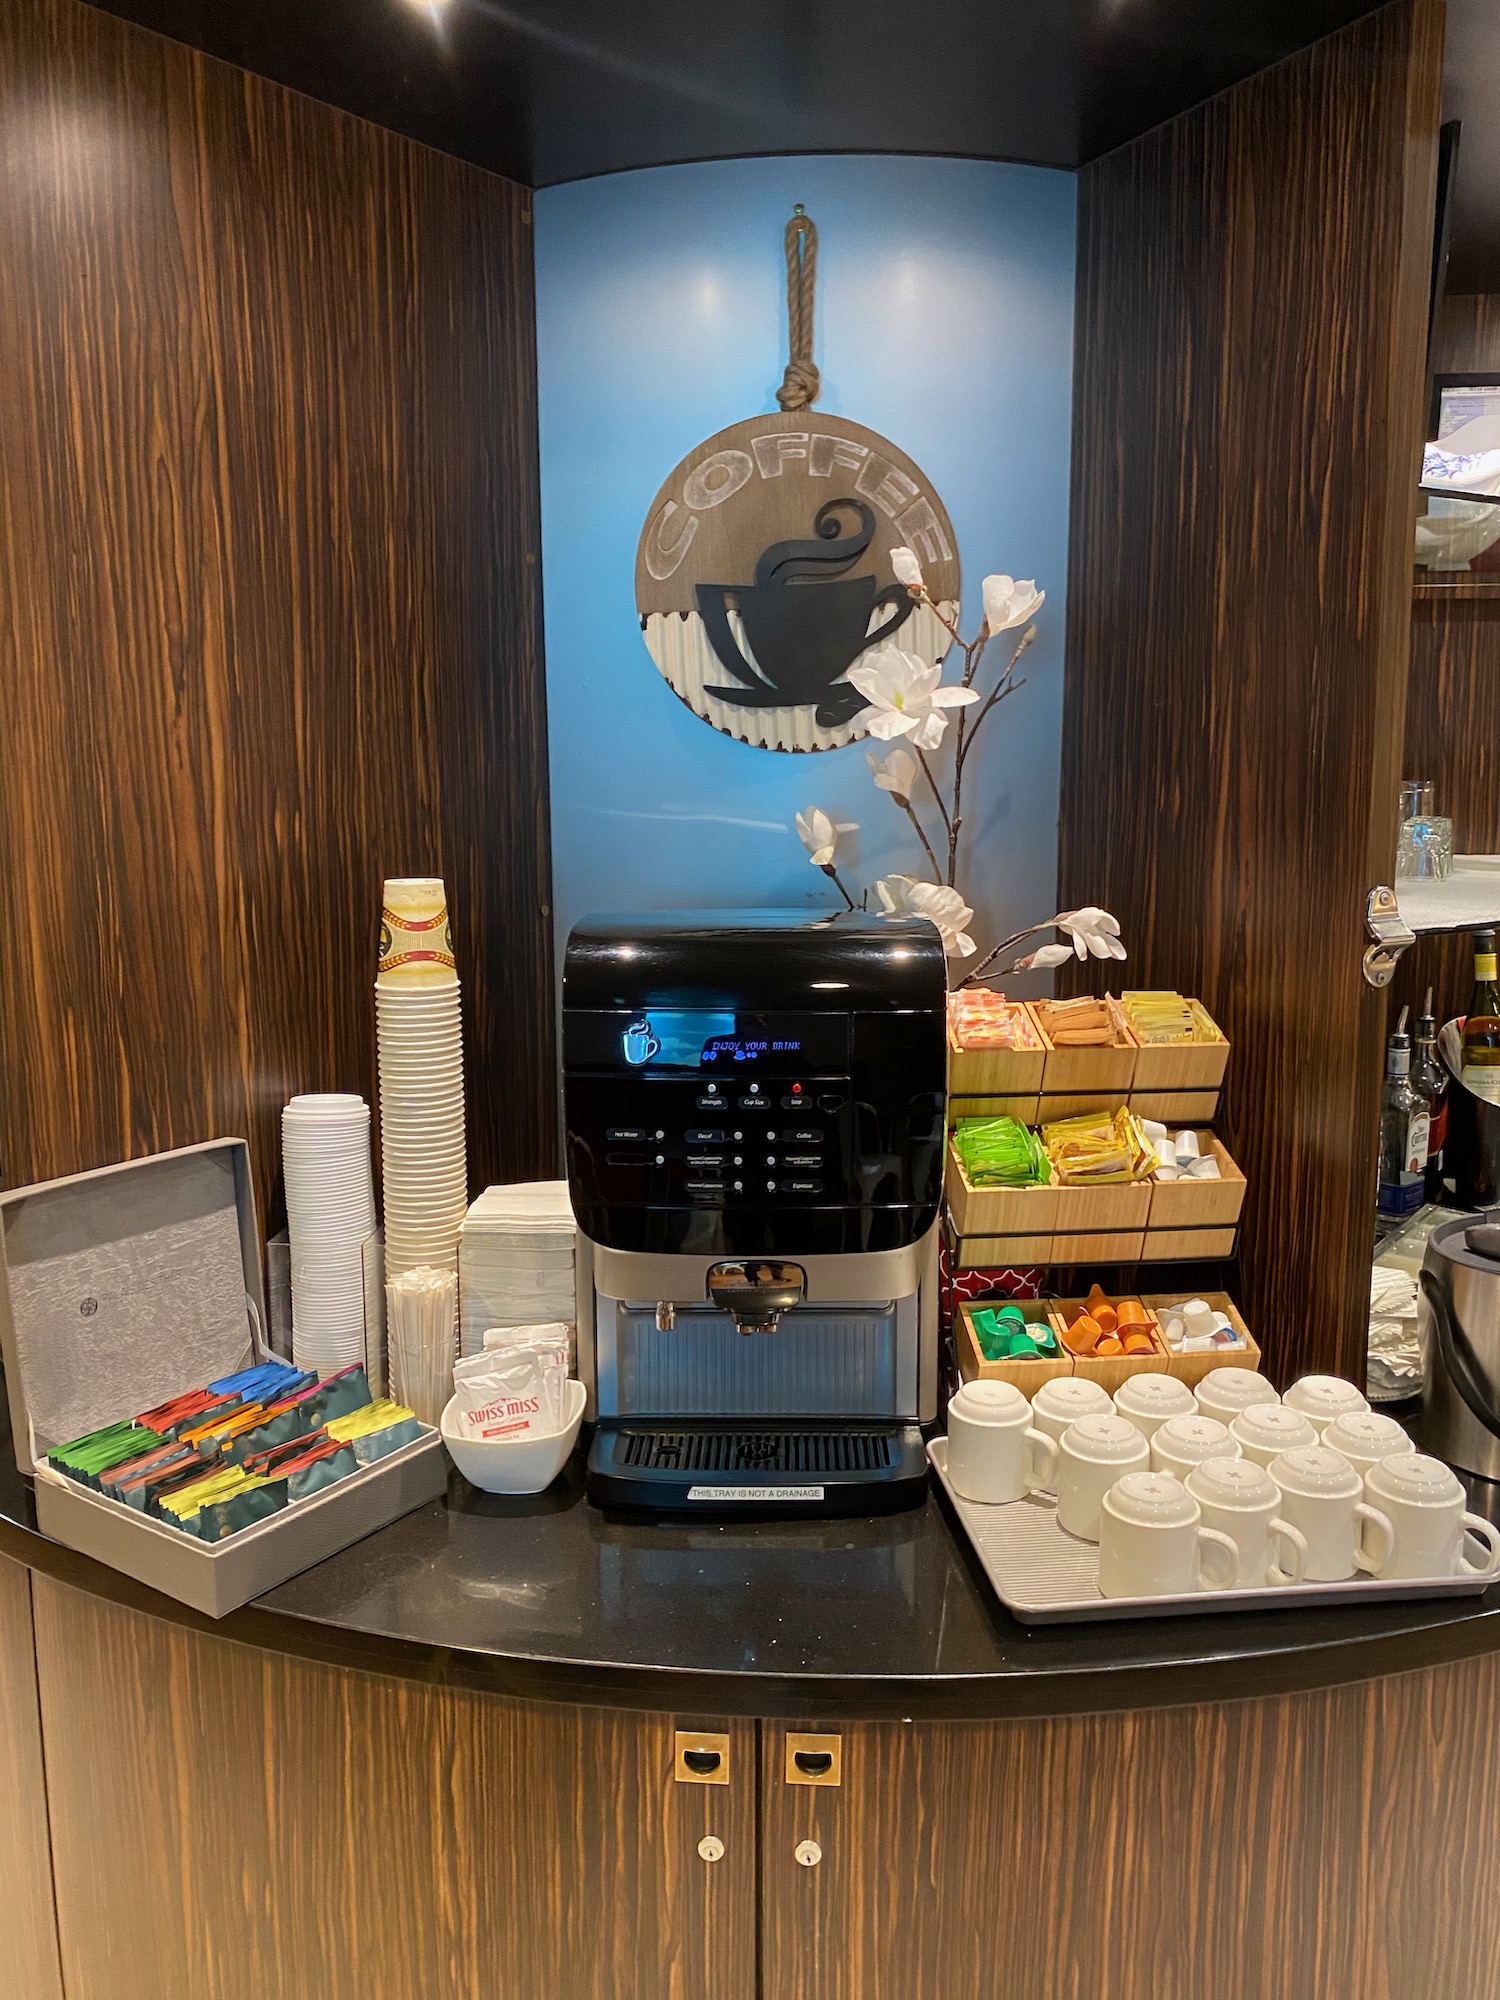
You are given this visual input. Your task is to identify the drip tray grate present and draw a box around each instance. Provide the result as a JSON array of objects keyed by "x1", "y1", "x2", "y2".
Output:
[{"x1": 617, "y1": 1429, "x2": 897, "y2": 1475}]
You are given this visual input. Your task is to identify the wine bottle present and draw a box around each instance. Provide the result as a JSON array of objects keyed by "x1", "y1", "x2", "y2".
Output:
[
  {"x1": 1462, "y1": 929, "x2": 1500, "y2": 1107},
  {"x1": 1413, "y1": 986, "x2": 1448, "y2": 1202},
  {"x1": 1377, "y1": 1007, "x2": 1428, "y2": 1217}
]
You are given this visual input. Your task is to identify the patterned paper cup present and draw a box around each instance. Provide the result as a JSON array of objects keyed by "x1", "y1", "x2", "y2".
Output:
[{"x1": 377, "y1": 877, "x2": 458, "y2": 985}]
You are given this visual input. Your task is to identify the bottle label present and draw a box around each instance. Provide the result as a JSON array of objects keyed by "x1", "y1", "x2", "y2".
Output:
[
  {"x1": 1405, "y1": 1112, "x2": 1430, "y2": 1175},
  {"x1": 1477, "y1": 953, "x2": 1498, "y2": 980}
]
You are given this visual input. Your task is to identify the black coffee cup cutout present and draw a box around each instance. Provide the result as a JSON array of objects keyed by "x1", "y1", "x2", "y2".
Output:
[{"x1": 695, "y1": 498, "x2": 914, "y2": 729}]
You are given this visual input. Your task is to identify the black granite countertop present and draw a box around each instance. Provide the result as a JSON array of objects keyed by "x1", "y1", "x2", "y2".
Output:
[{"x1": 7, "y1": 1370, "x2": 1500, "y2": 1720}]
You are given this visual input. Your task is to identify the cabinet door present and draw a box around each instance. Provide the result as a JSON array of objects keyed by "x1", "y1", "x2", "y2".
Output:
[
  {"x1": 0, "y1": 1558, "x2": 64, "y2": 2000},
  {"x1": 760, "y1": 1660, "x2": 1500, "y2": 2000},
  {"x1": 31, "y1": 1575, "x2": 756, "y2": 2000}
]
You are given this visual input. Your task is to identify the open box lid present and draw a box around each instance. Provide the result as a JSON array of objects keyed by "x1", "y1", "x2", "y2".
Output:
[{"x1": 0, "y1": 1140, "x2": 266, "y2": 1476}]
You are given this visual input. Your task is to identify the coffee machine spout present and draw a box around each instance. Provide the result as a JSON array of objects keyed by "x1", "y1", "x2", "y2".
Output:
[{"x1": 707, "y1": 1260, "x2": 806, "y2": 1336}]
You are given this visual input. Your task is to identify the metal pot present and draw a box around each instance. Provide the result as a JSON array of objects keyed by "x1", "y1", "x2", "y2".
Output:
[{"x1": 1414, "y1": 1211, "x2": 1500, "y2": 1478}]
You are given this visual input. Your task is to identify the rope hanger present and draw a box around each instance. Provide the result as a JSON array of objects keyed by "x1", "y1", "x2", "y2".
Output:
[{"x1": 776, "y1": 205, "x2": 820, "y2": 412}]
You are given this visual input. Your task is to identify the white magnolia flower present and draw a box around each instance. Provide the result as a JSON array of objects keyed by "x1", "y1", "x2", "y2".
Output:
[
  {"x1": 795, "y1": 806, "x2": 856, "y2": 869},
  {"x1": 890, "y1": 545, "x2": 925, "y2": 590},
  {"x1": 1057, "y1": 905, "x2": 1126, "y2": 960},
  {"x1": 847, "y1": 645, "x2": 978, "y2": 749},
  {"x1": 982, "y1": 574, "x2": 1045, "y2": 635},
  {"x1": 865, "y1": 746, "x2": 918, "y2": 804},
  {"x1": 876, "y1": 875, "x2": 977, "y2": 958},
  {"x1": 1016, "y1": 942, "x2": 1074, "y2": 970}
]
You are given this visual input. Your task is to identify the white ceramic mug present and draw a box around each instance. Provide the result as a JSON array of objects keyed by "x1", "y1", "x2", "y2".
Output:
[
  {"x1": 1281, "y1": 1374, "x2": 1369, "y2": 1435},
  {"x1": 1097, "y1": 1471, "x2": 1240, "y2": 1598},
  {"x1": 1267, "y1": 1446, "x2": 1395, "y2": 1581},
  {"x1": 1150, "y1": 1414, "x2": 1241, "y2": 1480},
  {"x1": 1056, "y1": 1415, "x2": 1150, "y2": 1542},
  {"x1": 1186, "y1": 1456, "x2": 1309, "y2": 1587},
  {"x1": 1230, "y1": 1403, "x2": 1319, "y2": 1469},
  {"x1": 1112, "y1": 1373, "x2": 1198, "y2": 1442},
  {"x1": 1029, "y1": 1376, "x2": 1115, "y2": 1448},
  {"x1": 1194, "y1": 1367, "x2": 1280, "y2": 1429},
  {"x1": 1363, "y1": 1454, "x2": 1500, "y2": 1581},
  {"x1": 945, "y1": 1381, "x2": 1059, "y2": 1505},
  {"x1": 1320, "y1": 1410, "x2": 1416, "y2": 1481}
]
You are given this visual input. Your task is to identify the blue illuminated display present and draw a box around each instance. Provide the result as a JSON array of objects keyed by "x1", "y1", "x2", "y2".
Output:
[{"x1": 619, "y1": 1011, "x2": 806, "y2": 1068}]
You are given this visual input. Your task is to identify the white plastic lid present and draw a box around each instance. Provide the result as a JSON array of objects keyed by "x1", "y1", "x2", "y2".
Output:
[
  {"x1": 1114, "y1": 1375, "x2": 1196, "y2": 1418},
  {"x1": 1197, "y1": 1368, "x2": 1279, "y2": 1411},
  {"x1": 1231, "y1": 1404, "x2": 1318, "y2": 1449},
  {"x1": 1321, "y1": 1410, "x2": 1412, "y2": 1457},
  {"x1": 1186, "y1": 1456, "x2": 1278, "y2": 1507},
  {"x1": 1105, "y1": 1470, "x2": 1197, "y2": 1525},
  {"x1": 1283, "y1": 1374, "x2": 1368, "y2": 1421},
  {"x1": 1155, "y1": 1415, "x2": 1238, "y2": 1461},
  {"x1": 1267, "y1": 1445, "x2": 1361, "y2": 1495},
  {"x1": 1365, "y1": 1452, "x2": 1464, "y2": 1505},
  {"x1": 1034, "y1": 1377, "x2": 1114, "y2": 1417},
  {"x1": 950, "y1": 1380, "x2": 1029, "y2": 1424},
  {"x1": 1063, "y1": 1414, "x2": 1150, "y2": 1461}
]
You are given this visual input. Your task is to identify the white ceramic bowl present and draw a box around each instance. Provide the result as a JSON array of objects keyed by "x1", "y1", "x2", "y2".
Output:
[{"x1": 440, "y1": 1377, "x2": 586, "y2": 1494}]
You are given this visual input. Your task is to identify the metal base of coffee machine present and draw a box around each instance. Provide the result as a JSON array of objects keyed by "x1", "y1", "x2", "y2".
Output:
[{"x1": 576, "y1": 1233, "x2": 939, "y2": 1518}]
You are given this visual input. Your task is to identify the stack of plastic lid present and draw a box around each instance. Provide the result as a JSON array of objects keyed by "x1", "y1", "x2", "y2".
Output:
[
  {"x1": 459, "y1": 1182, "x2": 577, "y2": 1359},
  {"x1": 376, "y1": 878, "x2": 468, "y2": 1335},
  {"x1": 282, "y1": 1094, "x2": 377, "y2": 1378}
]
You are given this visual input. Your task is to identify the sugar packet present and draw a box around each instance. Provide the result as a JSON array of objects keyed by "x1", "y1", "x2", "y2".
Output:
[{"x1": 453, "y1": 1325, "x2": 571, "y2": 1441}]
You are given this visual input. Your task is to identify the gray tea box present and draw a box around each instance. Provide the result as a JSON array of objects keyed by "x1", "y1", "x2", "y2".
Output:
[{"x1": 0, "y1": 1140, "x2": 446, "y2": 1617}]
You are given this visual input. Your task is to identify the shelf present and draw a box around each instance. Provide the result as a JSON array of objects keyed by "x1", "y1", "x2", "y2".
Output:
[
  {"x1": 1413, "y1": 571, "x2": 1500, "y2": 600},
  {"x1": 1394, "y1": 862, "x2": 1500, "y2": 936}
]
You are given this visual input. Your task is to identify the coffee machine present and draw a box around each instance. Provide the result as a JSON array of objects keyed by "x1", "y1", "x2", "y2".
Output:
[{"x1": 563, "y1": 909, "x2": 947, "y2": 1517}]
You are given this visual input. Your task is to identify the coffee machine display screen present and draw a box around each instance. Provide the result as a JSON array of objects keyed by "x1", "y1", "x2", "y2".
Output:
[{"x1": 572, "y1": 1011, "x2": 849, "y2": 1075}]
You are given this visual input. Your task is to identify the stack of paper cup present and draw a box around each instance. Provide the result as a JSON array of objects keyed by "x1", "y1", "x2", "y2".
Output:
[
  {"x1": 376, "y1": 878, "x2": 468, "y2": 1320},
  {"x1": 282, "y1": 1094, "x2": 377, "y2": 1377}
]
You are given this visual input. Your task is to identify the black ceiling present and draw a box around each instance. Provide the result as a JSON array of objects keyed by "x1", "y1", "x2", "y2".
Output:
[{"x1": 88, "y1": 0, "x2": 1395, "y2": 188}]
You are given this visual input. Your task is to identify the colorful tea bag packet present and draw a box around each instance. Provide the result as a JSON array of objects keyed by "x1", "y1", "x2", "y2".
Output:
[
  {"x1": 49, "y1": 1422, "x2": 165, "y2": 1489},
  {"x1": 99, "y1": 1437, "x2": 207, "y2": 1506},
  {"x1": 221, "y1": 1397, "x2": 320, "y2": 1466},
  {"x1": 157, "y1": 1463, "x2": 250, "y2": 1527},
  {"x1": 193, "y1": 1477, "x2": 289, "y2": 1542},
  {"x1": 296, "y1": 1365, "x2": 372, "y2": 1426},
  {"x1": 207, "y1": 1361, "x2": 309, "y2": 1404},
  {"x1": 277, "y1": 1434, "x2": 359, "y2": 1501},
  {"x1": 327, "y1": 1399, "x2": 421, "y2": 1464},
  {"x1": 953, "y1": 1116, "x2": 1050, "y2": 1188}
]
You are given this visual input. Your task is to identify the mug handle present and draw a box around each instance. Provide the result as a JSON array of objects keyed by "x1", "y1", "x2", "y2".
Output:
[
  {"x1": 1023, "y1": 1428, "x2": 1059, "y2": 1493},
  {"x1": 1266, "y1": 1516, "x2": 1309, "y2": 1586},
  {"x1": 1459, "y1": 1511, "x2": 1500, "y2": 1578},
  {"x1": 1194, "y1": 1525, "x2": 1239, "y2": 1591},
  {"x1": 1353, "y1": 1502, "x2": 1396, "y2": 1577}
]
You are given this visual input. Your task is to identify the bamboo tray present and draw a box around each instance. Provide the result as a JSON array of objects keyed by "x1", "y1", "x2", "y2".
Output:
[
  {"x1": 949, "y1": 1000, "x2": 1229, "y2": 1126},
  {"x1": 928, "y1": 1439, "x2": 1491, "y2": 1625}
]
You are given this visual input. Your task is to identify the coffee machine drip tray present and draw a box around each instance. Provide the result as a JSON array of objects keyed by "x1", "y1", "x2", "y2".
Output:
[{"x1": 586, "y1": 1421, "x2": 928, "y2": 1517}]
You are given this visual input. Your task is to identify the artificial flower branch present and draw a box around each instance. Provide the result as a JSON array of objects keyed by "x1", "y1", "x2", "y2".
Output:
[{"x1": 791, "y1": 551, "x2": 1124, "y2": 982}]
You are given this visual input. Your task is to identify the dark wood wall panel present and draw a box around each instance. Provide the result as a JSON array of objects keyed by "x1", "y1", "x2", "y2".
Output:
[
  {"x1": 0, "y1": 1558, "x2": 64, "y2": 2000},
  {"x1": 31, "y1": 1574, "x2": 757, "y2": 2000},
  {"x1": 761, "y1": 1652, "x2": 1500, "y2": 2000},
  {"x1": 1431, "y1": 289, "x2": 1500, "y2": 373},
  {"x1": 0, "y1": 0, "x2": 554, "y2": 1228},
  {"x1": 1060, "y1": 0, "x2": 1442, "y2": 1381}
]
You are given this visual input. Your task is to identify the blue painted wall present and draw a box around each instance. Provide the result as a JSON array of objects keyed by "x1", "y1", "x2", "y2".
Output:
[{"x1": 534, "y1": 155, "x2": 1076, "y2": 985}]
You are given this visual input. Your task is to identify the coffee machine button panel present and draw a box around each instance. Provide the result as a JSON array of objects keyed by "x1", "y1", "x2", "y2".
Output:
[
  {"x1": 685, "y1": 1181, "x2": 727, "y2": 1199},
  {"x1": 781, "y1": 1179, "x2": 823, "y2": 1194},
  {"x1": 737, "y1": 1094, "x2": 771, "y2": 1111},
  {"x1": 685, "y1": 1154, "x2": 724, "y2": 1170},
  {"x1": 606, "y1": 1127, "x2": 654, "y2": 1143},
  {"x1": 696, "y1": 1093, "x2": 728, "y2": 1110},
  {"x1": 784, "y1": 1128, "x2": 824, "y2": 1144},
  {"x1": 784, "y1": 1155, "x2": 822, "y2": 1168},
  {"x1": 684, "y1": 1128, "x2": 725, "y2": 1144}
]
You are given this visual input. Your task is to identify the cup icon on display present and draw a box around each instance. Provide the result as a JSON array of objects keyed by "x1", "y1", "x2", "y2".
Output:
[{"x1": 623, "y1": 1018, "x2": 661, "y2": 1066}]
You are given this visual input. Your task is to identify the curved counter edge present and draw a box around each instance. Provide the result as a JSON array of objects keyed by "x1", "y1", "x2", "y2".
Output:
[{"x1": 8, "y1": 1504, "x2": 1500, "y2": 1722}]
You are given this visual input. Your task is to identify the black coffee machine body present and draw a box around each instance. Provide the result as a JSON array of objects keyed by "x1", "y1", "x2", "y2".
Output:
[{"x1": 562, "y1": 909, "x2": 947, "y2": 1517}]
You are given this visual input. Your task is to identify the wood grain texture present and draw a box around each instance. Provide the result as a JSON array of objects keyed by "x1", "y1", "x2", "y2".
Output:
[
  {"x1": 1390, "y1": 595, "x2": 1500, "y2": 1029},
  {"x1": 1059, "y1": 0, "x2": 1443, "y2": 1382},
  {"x1": 0, "y1": 1558, "x2": 64, "y2": 2000},
  {"x1": 1431, "y1": 290, "x2": 1500, "y2": 373},
  {"x1": 30, "y1": 1573, "x2": 756, "y2": 2000},
  {"x1": 0, "y1": 0, "x2": 554, "y2": 1230},
  {"x1": 762, "y1": 1651, "x2": 1500, "y2": 2000}
]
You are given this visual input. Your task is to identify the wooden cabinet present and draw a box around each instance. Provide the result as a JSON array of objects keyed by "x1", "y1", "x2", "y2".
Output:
[
  {"x1": 13, "y1": 1566, "x2": 1500, "y2": 2000},
  {"x1": 757, "y1": 1657, "x2": 1500, "y2": 2000},
  {"x1": 28, "y1": 1576, "x2": 756, "y2": 2000}
]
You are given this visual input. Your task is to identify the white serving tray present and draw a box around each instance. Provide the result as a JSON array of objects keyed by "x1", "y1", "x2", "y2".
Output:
[{"x1": 928, "y1": 1439, "x2": 1495, "y2": 1625}]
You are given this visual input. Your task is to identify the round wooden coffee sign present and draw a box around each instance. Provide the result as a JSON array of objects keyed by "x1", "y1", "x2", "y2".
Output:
[{"x1": 635, "y1": 411, "x2": 960, "y2": 753}]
